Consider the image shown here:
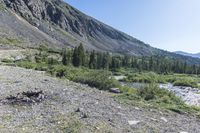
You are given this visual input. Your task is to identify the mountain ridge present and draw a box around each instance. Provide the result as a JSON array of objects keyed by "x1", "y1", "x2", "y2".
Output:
[
  {"x1": 1, "y1": 0, "x2": 155, "y2": 55},
  {"x1": 174, "y1": 51, "x2": 200, "y2": 58},
  {"x1": 0, "y1": 0, "x2": 200, "y2": 65}
]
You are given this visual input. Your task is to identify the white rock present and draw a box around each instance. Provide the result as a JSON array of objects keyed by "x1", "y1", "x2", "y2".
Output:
[
  {"x1": 117, "y1": 106, "x2": 122, "y2": 109},
  {"x1": 110, "y1": 88, "x2": 121, "y2": 93},
  {"x1": 134, "y1": 107, "x2": 140, "y2": 110},
  {"x1": 160, "y1": 117, "x2": 168, "y2": 122},
  {"x1": 150, "y1": 118, "x2": 157, "y2": 121},
  {"x1": 128, "y1": 120, "x2": 140, "y2": 125}
]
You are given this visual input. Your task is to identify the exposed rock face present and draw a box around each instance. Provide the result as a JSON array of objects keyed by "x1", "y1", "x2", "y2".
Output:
[
  {"x1": 1, "y1": 0, "x2": 200, "y2": 65},
  {"x1": 1, "y1": 0, "x2": 155, "y2": 55}
]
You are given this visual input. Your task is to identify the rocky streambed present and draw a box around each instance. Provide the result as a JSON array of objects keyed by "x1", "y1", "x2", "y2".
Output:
[{"x1": 160, "y1": 83, "x2": 200, "y2": 106}]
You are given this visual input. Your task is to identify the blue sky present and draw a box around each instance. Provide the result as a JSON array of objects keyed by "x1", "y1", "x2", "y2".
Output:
[{"x1": 64, "y1": 0, "x2": 200, "y2": 53}]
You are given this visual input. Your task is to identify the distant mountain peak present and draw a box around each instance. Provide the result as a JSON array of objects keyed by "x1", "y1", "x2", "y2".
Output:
[{"x1": 174, "y1": 51, "x2": 200, "y2": 58}]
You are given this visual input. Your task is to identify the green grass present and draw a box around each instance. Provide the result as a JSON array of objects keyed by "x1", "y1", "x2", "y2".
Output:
[
  {"x1": 0, "y1": 3, "x2": 5, "y2": 11},
  {"x1": 0, "y1": 38, "x2": 21, "y2": 45},
  {"x1": 16, "y1": 61, "x2": 37, "y2": 69},
  {"x1": 62, "y1": 119, "x2": 82, "y2": 133},
  {"x1": 16, "y1": 60, "x2": 49, "y2": 71},
  {"x1": 173, "y1": 78, "x2": 198, "y2": 88},
  {"x1": 1, "y1": 58, "x2": 13, "y2": 63}
]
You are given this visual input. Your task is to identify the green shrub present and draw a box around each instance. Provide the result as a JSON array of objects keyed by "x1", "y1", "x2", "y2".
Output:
[
  {"x1": 48, "y1": 58, "x2": 59, "y2": 65},
  {"x1": 47, "y1": 65, "x2": 119, "y2": 90},
  {"x1": 165, "y1": 76, "x2": 177, "y2": 83},
  {"x1": 138, "y1": 84, "x2": 183, "y2": 105},
  {"x1": 173, "y1": 78, "x2": 198, "y2": 88},
  {"x1": 47, "y1": 65, "x2": 66, "y2": 78},
  {"x1": 118, "y1": 93, "x2": 141, "y2": 101},
  {"x1": 119, "y1": 86, "x2": 137, "y2": 94},
  {"x1": 74, "y1": 70, "x2": 120, "y2": 90},
  {"x1": 34, "y1": 64, "x2": 48, "y2": 71},
  {"x1": 48, "y1": 65, "x2": 87, "y2": 79},
  {"x1": 1, "y1": 59, "x2": 13, "y2": 63},
  {"x1": 16, "y1": 61, "x2": 37, "y2": 69},
  {"x1": 124, "y1": 72, "x2": 166, "y2": 83}
]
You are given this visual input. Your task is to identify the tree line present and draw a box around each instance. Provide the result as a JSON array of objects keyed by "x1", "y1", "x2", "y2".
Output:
[{"x1": 59, "y1": 44, "x2": 200, "y2": 75}]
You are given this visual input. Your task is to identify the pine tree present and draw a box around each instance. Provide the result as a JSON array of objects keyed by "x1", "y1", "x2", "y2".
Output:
[
  {"x1": 102, "y1": 52, "x2": 110, "y2": 69},
  {"x1": 66, "y1": 49, "x2": 72, "y2": 65},
  {"x1": 97, "y1": 53, "x2": 103, "y2": 69},
  {"x1": 149, "y1": 56, "x2": 153, "y2": 71},
  {"x1": 72, "y1": 47, "x2": 80, "y2": 67},
  {"x1": 77, "y1": 43, "x2": 85, "y2": 66},
  {"x1": 89, "y1": 50, "x2": 97, "y2": 69},
  {"x1": 48, "y1": 57, "x2": 54, "y2": 65},
  {"x1": 62, "y1": 48, "x2": 68, "y2": 65}
]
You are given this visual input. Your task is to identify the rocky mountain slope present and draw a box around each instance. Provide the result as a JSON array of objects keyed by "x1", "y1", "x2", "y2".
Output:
[
  {"x1": 1, "y1": 0, "x2": 200, "y2": 65},
  {"x1": 0, "y1": 66, "x2": 199, "y2": 133},
  {"x1": 0, "y1": 0, "x2": 156, "y2": 55}
]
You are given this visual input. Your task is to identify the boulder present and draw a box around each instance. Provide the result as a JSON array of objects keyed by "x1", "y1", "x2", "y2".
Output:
[{"x1": 109, "y1": 88, "x2": 121, "y2": 93}]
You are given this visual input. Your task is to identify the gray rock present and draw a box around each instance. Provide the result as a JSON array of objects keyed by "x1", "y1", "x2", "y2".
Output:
[{"x1": 109, "y1": 88, "x2": 121, "y2": 93}]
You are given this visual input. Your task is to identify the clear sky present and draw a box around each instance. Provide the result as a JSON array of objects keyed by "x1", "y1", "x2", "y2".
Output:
[{"x1": 64, "y1": 0, "x2": 200, "y2": 53}]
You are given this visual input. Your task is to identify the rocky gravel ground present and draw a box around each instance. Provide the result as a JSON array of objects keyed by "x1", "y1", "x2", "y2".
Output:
[{"x1": 0, "y1": 66, "x2": 200, "y2": 133}]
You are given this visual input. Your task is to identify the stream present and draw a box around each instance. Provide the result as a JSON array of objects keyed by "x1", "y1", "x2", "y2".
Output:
[{"x1": 159, "y1": 83, "x2": 200, "y2": 106}]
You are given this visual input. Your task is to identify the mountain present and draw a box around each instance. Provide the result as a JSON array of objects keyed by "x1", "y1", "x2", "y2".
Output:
[
  {"x1": 0, "y1": 0, "x2": 200, "y2": 65},
  {"x1": 175, "y1": 51, "x2": 200, "y2": 58},
  {"x1": 0, "y1": 0, "x2": 157, "y2": 55}
]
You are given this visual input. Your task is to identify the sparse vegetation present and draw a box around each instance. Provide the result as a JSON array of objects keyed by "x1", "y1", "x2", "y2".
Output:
[
  {"x1": 1, "y1": 58, "x2": 13, "y2": 63},
  {"x1": 173, "y1": 78, "x2": 198, "y2": 88},
  {"x1": 0, "y1": 3, "x2": 5, "y2": 11},
  {"x1": 16, "y1": 61, "x2": 38, "y2": 69},
  {"x1": 0, "y1": 38, "x2": 21, "y2": 45}
]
